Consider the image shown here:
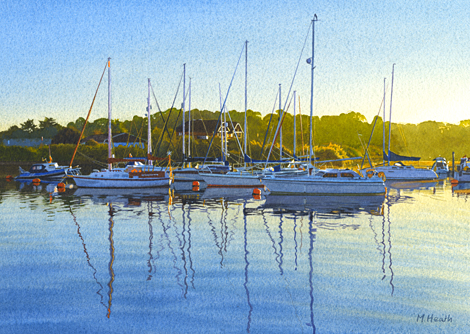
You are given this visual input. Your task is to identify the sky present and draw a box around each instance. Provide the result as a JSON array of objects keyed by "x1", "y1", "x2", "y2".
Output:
[{"x1": 0, "y1": 0, "x2": 469, "y2": 131}]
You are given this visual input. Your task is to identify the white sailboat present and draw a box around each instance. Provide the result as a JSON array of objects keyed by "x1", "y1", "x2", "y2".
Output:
[
  {"x1": 198, "y1": 41, "x2": 268, "y2": 188},
  {"x1": 72, "y1": 59, "x2": 171, "y2": 188},
  {"x1": 263, "y1": 16, "x2": 386, "y2": 196},
  {"x1": 368, "y1": 64, "x2": 437, "y2": 181},
  {"x1": 172, "y1": 64, "x2": 206, "y2": 184}
]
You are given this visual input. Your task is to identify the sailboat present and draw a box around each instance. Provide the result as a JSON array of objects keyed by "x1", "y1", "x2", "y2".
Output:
[
  {"x1": 71, "y1": 59, "x2": 171, "y2": 188},
  {"x1": 263, "y1": 16, "x2": 386, "y2": 196},
  {"x1": 172, "y1": 64, "x2": 206, "y2": 184},
  {"x1": 198, "y1": 41, "x2": 266, "y2": 188},
  {"x1": 369, "y1": 64, "x2": 437, "y2": 181}
]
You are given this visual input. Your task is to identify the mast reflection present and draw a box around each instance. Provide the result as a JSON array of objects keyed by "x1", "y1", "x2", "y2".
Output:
[
  {"x1": 307, "y1": 211, "x2": 316, "y2": 333},
  {"x1": 107, "y1": 203, "x2": 116, "y2": 318},
  {"x1": 243, "y1": 202, "x2": 253, "y2": 333},
  {"x1": 68, "y1": 207, "x2": 106, "y2": 310}
]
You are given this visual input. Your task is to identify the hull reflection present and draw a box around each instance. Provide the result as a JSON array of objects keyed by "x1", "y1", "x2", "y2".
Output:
[
  {"x1": 72, "y1": 187, "x2": 170, "y2": 205},
  {"x1": 201, "y1": 187, "x2": 265, "y2": 201},
  {"x1": 262, "y1": 194, "x2": 385, "y2": 216}
]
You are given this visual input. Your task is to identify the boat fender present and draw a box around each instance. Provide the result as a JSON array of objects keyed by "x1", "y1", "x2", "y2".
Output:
[
  {"x1": 377, "y1": 172, "x2": 386, "y2": 181},
  {"x1": 131, "y1": 169, "x2": 138, "y2": 173},
  {"x1": 252, "y1": 188, "x2": 262, "y2": 200}
]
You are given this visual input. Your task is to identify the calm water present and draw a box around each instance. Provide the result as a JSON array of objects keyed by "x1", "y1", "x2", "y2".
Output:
[{"x1": 0, "y1": 179, "x2": 468, "y2": 333}]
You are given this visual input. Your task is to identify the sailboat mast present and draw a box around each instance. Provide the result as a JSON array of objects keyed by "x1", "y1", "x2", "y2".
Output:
[
  {"x1": 182, "y1": 64, "x2": 186, "y2": 167},
  {"x1": 107, "y1": 57, "x2": 112, "y2": 171},
  {"x1": 293, "y1": 91, "x2": 296, "y2": 157},
  {"x1": 388, "y1": 64, "x2": 395, "y2": 166},
  {"x1": 244, "y1": 40, "x2": 248, "y2": 168},
  {"x1": 219, "y1": 83, "x2": 224, "y2": 161},
  {"x1": 309, "y1": 15, "x2": 317, "y2": 167},
  {"x1": 383, "y1": 77, "x2": 386, "y2": 166},
  {"x1": 147, "y1": 78, "x2": 152, "y2": 166},
  {"x1": 279, "y1": 84, "x2": 282, "y2": 159},
  {"x1": 188, "y1": 78, "x2": 191, "y2": 165}
]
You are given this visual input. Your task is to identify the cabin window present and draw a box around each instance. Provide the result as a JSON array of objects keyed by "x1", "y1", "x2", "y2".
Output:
[
  {"x1": 340, "y1": 173, "x2": 354, "y2": 178},
  {"x1": 323, "y1": 173, "x2": 337, "y2": 178}
]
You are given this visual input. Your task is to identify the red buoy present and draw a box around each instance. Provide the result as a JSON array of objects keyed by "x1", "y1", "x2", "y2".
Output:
[{"x1": 252, "y1": 188, "x2": 262, "y2": 200}]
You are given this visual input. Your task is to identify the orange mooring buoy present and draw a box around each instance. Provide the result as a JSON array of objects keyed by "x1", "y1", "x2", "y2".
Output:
[
  {"x1": 57, "y1": 182, "x2": 65, "y2": 188},
  {"x1": 252, "y1": 188, "x2": 262, "y2": 200},
  {"x1": 450, "y1": 178, "x2": 459, "y2": 186},
  {"x1": 6, "y1": 175, "x2": 13, "y2": 181},
  {"x1": 32, "y1": 178, "x2": 41, "y2": 184},
  {"x1": 192, "y1": 181, "x2": 200, "y2": 187}
]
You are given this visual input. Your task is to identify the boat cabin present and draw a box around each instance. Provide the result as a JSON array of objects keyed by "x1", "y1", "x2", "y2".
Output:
[
  {"x1": 28, "y1": 163, "x2": 59, "y2": 173},
  {"x1": 316, "y1": 169, "x2": 360, "y2": 178}
]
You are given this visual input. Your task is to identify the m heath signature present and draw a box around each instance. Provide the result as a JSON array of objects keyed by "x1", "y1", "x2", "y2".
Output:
[{"x1": 416, "y1": 314, "x2": 452, "y2": 323}]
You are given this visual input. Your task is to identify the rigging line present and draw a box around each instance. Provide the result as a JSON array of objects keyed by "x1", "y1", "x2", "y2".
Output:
[
  {"x1": 76, "y1": 150, "x2": 108, "y2": 167},
  {"x1": 272, "y1": 92, "x2": 296, "y2": 159},
  {"x1": 298, "y1": 95, "x2": 305, "y2": 156},
  {"x1": 204, "y1": 43, "x2": 246, "y2": 165},
  {"x1": 260, "y1": 90, "x2": 280, "y2": 159},
  {"x1": 198, "y1": 110, "x2": 211, "y2": 141},
  {"x1": 225, "y1": 107, "x2": 245, "y2": 160},
  {"x1": 149, "y1": 82, "x2": 162, "y2": 113},
  {"x1": 397, "y1": 124, "x2": 411, "y2": 156},
  {"x1": 165, "y1": 107, "x2": 184, "y2": 158},
  {"x1": 360, "y1": 84, "x2": 389, "y2": 169},
  {"x1": 154, "y1": 70, "x2": 184, "y2": 155},
  {"x1": 265, "y1": 20, "x2": 313, "y2": 167},
  {"x1": 69, "y1": 61, "x2": 107, "y2": 167},
  {"x1": 150, "y1": 82, "x2": 173, "y2": 144}
]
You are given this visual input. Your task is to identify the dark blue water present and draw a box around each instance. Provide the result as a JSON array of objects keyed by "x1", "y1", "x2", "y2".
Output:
[{"x1": 0, "y1": 179, "x2": 468, "y2": 333}]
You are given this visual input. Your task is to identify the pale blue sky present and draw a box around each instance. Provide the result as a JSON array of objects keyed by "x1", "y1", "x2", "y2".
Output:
[{"x1": 1, "y1": 0, "x2": 469, "y2": 131}]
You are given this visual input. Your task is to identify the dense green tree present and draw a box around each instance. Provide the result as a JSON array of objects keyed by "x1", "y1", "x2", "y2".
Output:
[
  {"x1": 51, "y1": 127, "x2": 81, "y2": 144},
  {"x1": 20, "y1": 119, "x2": 37, "y2": 133},
  {"x1": 39, "y1": 117, "x2": 59, "y2": 129}
]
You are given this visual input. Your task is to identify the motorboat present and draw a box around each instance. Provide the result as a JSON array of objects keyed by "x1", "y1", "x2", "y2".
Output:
[
  {"x1": 371, "y1": 162, "x2": 438, "y2": 181},
  {"x1": 431, "y1": 157, "x2": 449, "y2": 178},
  {"x1": 453, "y1": 155, "x2": 470, "y2": 183},
  {"x1": 16, "y1": 161, "x2": 80, "y2": 181}
]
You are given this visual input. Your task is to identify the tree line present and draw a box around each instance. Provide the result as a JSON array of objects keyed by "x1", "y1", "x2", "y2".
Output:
[{"x1": 1, "y1": 110, "x2": 469, "y2": 167}]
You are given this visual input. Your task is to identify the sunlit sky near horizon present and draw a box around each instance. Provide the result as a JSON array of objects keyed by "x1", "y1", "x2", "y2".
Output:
[{"x1": 1, "y1": 0, "x2": 469, "y2": 131}]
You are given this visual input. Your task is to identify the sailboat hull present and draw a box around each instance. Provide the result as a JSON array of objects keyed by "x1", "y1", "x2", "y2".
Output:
[
  {"x1": 72, "y1": 170, "x2": 170, "y2": 188},
  {"x1": 372, "y1": 165, "x2": 437, "y2": 181},
  {"x1": 199, "y1": 172, "x2": 264, "y2": 188},
  {"x1": 263, "y1": 176, "x2": 386, "y2": 196}
]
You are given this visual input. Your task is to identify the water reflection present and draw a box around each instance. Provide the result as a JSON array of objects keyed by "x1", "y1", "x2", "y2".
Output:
[
  {"x1": 1, "y1": 179, "x2": 467, "y2": 333},
  {"x1": 68, "y1": 206, "x2": 106, "y2": 309},
  {"x1": 452, "y1": 181, "x2": 470, "y2": 199},
  {"x1": 107, "y1": 203, "x2": 115, "y2": 318},
  {"x1": 243, "y1": 202, "x2": 253, "y2": 333},
  {"x1": 307, "y1": 211, "x2": 317, "y2": 332},
  {"x1": 262, "y1": 194, "x2": 385, "y2": 218}
]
